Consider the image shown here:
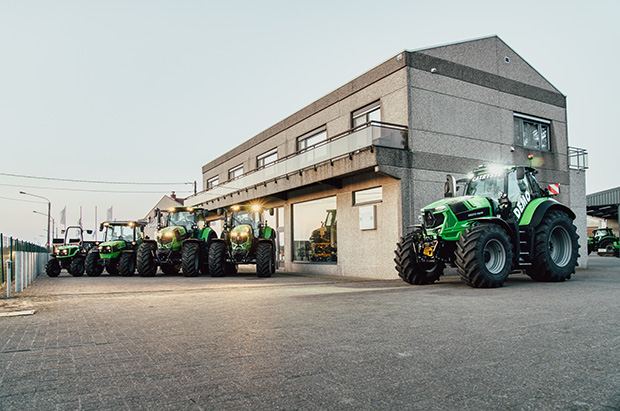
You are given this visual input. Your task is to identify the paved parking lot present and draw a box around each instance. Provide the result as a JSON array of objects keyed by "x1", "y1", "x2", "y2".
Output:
[{"x1": 1, "y1": 257, "x2": 620, "y2": 410}]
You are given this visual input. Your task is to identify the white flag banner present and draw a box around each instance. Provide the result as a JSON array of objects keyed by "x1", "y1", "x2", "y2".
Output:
[
  {"x1": 60, "y1": 207, "x2": 66, "y2": 226},
  {"x1": 107, "y1": 206, "x2": 113, "y2": 221}
]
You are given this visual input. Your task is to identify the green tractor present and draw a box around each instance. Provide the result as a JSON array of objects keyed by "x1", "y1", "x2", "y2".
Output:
[
  {"x1": 85, "y1": 221, "x2": 147, "y2": 276},
  {"x1": 395, "y1": 164, "x2": 580, "y2": 288},
  {"x1": 136, "y1": 206, "x2": 217, "y2": 277},
  {"x1": 208, "y1": 204, "x2": 277, "y2": 278},
  {"x1": 45, "y1": 226, "x2": 95, "y2": 277},
  {"x1": 587, "y1": 228, "x2": 619, "y2": 256}
]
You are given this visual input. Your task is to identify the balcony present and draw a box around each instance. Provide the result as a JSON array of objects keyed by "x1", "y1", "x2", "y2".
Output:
[
  {"x1": 186, "y1": 122, "x2": 408, "y2": 206},
  {"x1": 568, "y1": 146, "x2": 588, "y2": 171}
]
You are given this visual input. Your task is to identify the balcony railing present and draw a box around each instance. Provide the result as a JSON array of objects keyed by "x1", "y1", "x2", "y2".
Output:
[
  {"x1": 187, "y1": 121, "x2": 408, "y2": 205},
  {"x1": 568, "y1": 146, "x2": 588, "y2": 171}
]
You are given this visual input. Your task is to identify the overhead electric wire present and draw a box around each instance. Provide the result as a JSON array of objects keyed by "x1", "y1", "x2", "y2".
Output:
[
  {"x1": 0, "y1": 172, "x2": 193, "y2": 186},
  {"x1": 0, "y1": 182, "x2": 192, "y2": 194}
]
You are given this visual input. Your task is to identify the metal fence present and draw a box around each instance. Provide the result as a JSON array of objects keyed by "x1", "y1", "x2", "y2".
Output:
[{"x1": 1, "y1": 234, "x2": 49, "y2": 296}]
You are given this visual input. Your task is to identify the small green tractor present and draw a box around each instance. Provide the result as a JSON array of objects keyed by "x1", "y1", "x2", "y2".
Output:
[
  {"x1": 85, "y1": 221, "x2": 147, "y2": 276},
  {"x1": 136, "y1": 206, "x2": 217, "y2": 277},
  {"x1": 395, "y1": 164, "x2": 580, "y2": 288},
  {"x1": 208, "y1": 204, "x2": 277, "y2": 277},
  {"x1": 587, "y1": 228, "x2": 619, "y2": 256},
  {"x1": 45, "y1": 226, "x2": 95, "y2": 277}
]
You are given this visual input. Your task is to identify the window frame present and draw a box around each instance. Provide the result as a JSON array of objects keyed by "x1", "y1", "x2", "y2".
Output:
[
  {"x1": 352, "y1": 100, "x2": 381, "y2": 128},
  {"x1": 256, "y1": 147, "x2": 278, "y2": 169},
  {"x1": 514, "y1": 113, "x2": 551, "y2": 152},
  {"x1": 227, "y1": 164, "x2": 244, "y2": 180},
  {"x1": 206, "y1": 176, "x2": 219, "y2": 190},
  {"x1": 296, "y1": 126, "x2": 327, "y2": 152}
]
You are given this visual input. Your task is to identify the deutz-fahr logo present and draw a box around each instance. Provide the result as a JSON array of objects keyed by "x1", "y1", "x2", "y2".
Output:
[{"x1": 513, "y1": 191, "x2": 531, "y2": 220}]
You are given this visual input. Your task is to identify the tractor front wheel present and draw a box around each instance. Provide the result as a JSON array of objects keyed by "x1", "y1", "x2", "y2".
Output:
[
  {"x1": 209, "y1": 241, "x2": 227, "y2": 277},
  {"x1": 85, "y1": 252, "x2": 103, "y2": 276},
  {"x1": 256, "y1": 242, "x2": 274, "y2": 278},
  {"x1": 455, "y1": 224, "x2": 514, "y2": 288},
  {"x1": 526, "y1": 211, "x2": 578, "y2": 282},
  {"x1": 119, "y1": 252, "x2": 136, "y2": 276},
  {"x1": 46, "y1": 258, "x2": 61, "y2": 277},
  {"x1": 395, "y1": 228, "x2": 444, "y2": 285},
  {"x1": 69, "y1": 258, "x2": 85, "y2": 277},
  {"x1": 137, "y1": 243, "x2": 157, "y2": 277},
  {"x1": 182, "y1": 243, "x2": 201, "y2": 277}
]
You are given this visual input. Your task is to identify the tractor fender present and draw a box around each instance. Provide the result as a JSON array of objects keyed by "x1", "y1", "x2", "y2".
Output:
[
  {"x1": 261, "y1": 226, "x2": 276, "y2": 240},
  {"x1": 469, "y1": 217, "x2": 517, "y2": 240},
  {"x1": 198, "y1": 227, "x2": 216, "y2": 242},
  {"x1": 520, "y1": 199, "x2": 576, "y2": 228}
]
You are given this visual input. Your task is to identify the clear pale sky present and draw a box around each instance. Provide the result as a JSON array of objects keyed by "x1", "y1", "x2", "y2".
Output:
[{"x1": 1, "y1": 0, "x2": 618, "y2": 244}]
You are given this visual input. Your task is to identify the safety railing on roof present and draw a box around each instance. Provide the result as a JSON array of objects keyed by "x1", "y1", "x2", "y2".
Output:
[
  {"x1": 187, "y1": 121, "x2": 408, "y2": 205},
  {"x1": 568, "y1": 146, "x2": 588, "y2": 171}
]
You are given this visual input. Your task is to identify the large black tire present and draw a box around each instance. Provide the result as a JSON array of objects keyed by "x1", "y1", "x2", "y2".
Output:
[
  {"x1": 46, "y1": 258, "x2": 61, "y2": 277},
  {"x1": 119, "y1": 252, "x2": 136, "y2": 277},
  {"x1": 455, "y1": 224, "x2": 514, "y2": 288},
  {"x1": 394, "y1": 228, "x2": 444, "y2": 285},
  {"x1": 526, "y1": 210, "x2": 578, "y2": 282},
  {"x1": 256, "y1": 241, "x2": 274, "y2": 278},
  {"x1": 85, "y1": 252, "x2": 103, "y2": 277},
  {"x1": 182, "y1": 242, "x2": 201, "y2": 277},
  {"x1": 599, "y1": 239, "x2": 615, "y2": 254},
  {"x1": 106, "y1": 257, "x2": 120, "y2": 276},
  {"x1": 69, "y1": 258, "x2": 85, "y2": 277},
  {"x1": 209, "y1": 241, "x2": 227, "y2": 277},
  {"x1": 137, "y1": 243, "x2": 157, "y2": 277},
  {"x1": 200, "y1": 231, "x2": 217, "y2": 275}
]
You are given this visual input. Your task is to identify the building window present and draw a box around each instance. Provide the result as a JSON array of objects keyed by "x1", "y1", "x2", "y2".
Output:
[
  {"x1": 206, "y1": 176, "x2": 219, "y2": 190},
  {"x1": 228, "y1": 164, "x2": 244, "y2": 180},
  {"x1": 514, "y1": 114, "x2": 550, "y2": 151},
  {"x1": 257, "y1": 148, "x2": 278, "y2": 168},
  {"x1": 352, "y1": 101, "x2": 381, "y2": 128},
  {"x1": 292, "y1": 196, "x2": 337, "y2": 262},
  {"x1": 297, "y1": 127, "x2": 327, "y2": 151},
  {"x1": 353, "y1": 186, "x2": 383, "y2": 205}
]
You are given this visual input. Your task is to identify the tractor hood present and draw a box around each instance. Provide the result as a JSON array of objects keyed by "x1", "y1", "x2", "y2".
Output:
[
  {"x1": 56, "y1": 245, "x2": 80, "y2": 258},
  {"x1": 230, "y1": 224, "x2": 253, "y2": 257},
  {"x1": 157, "y1": 226, "x2": 187, "y2": 249},
  {"x1": 424, "y1": 196, "x2": 491, "y2": 215},
  {"x1": 98, "y1": 240, "x2": 126, "y2": 257}
]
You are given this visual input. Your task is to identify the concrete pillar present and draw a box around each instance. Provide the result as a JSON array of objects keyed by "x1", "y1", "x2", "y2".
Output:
[{"x1": 569, "y1": 169, "x2": 588, "y2": 269}]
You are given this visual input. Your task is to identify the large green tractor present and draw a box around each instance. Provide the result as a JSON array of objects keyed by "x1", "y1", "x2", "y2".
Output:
[
  {"x1": 85, "y1": 221, "x2": 146, "y2": 276},
  {"x1": 587, "y1": 228, "x2": 619, "y2": 256},
  {"x1": 136, "y1": 206, "x2": 216, "y2": 277},
  {"x1": 45, "y1": 226, "x2": 95, "y2": 277},
  {"x1": 395, "y1": 164, "x2": 580, "y2": 288},
  {"x1": 208, "y1": 204, "x2": 277, "y2": 278}
]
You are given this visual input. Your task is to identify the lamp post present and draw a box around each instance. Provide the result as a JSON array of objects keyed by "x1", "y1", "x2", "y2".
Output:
[{"x1": 20, "y1": 191, "x2": 51, "y2": 247}]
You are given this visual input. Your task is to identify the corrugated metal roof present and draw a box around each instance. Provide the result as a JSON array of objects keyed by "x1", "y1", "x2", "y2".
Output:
[{"x1": 587, "y1": 187, "x2": 620, "y2": 220}]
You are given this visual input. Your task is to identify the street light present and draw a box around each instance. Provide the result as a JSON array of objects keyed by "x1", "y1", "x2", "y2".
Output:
[{"x1": 20, "y1": 191, "x2": 51, "y2": 247}]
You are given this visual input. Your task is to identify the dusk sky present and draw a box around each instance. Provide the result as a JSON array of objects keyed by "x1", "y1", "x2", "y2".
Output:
[{"x1": 1, "y1": 0, "x2": 618, "y2": 244}]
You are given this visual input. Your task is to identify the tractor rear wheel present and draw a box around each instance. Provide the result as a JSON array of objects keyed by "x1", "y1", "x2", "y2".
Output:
[
  {"x1": 46, "y1": 258, "x2": 61, "y2": 277},
  {"x1": 599, "y1": 239, "x2": 615, "y2": 254},
  {"x1": 209, "y1": 241, "x2": 227, "y2": 277},
  {"x1": 455, "y1": 224, "x2": 514, "y2": 288},
  {"x1": 256, "y1": 242, "x2": 273, "y2": 278},
  {"x1": 69, "y1": 258, "x2": 85, "y2": 277},
  {"x1": 137, "y1": 243, "x2": 157, "y2": 277},
  {"x1": 85, "y1": 252, "x2": 103, "y2": 276},
  {"x1": 119, "y1": 252, "x2": 136, "y2": 276},
  {"x1": 182, "y1": 243, "x2": 200, "y2": 277},
  {"x1": 395, "y1": 228, "x2": 444, "y2": 285},
  {"x1": 526, "y1": 210, "x2": 578, "y2": 282}
]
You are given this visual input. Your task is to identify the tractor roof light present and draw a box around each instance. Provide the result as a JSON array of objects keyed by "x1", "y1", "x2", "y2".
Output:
[
  {"x1": 232, "y1": 205, "x2": 240, "y2": 211},
  {"x1": 252, "y1": 205, "x2": 261, "y2": 212},
  {"x1": 168, "y1": 207, "x2": 176, "y2": 212},
  {"x1": 186, "y1": 207, "x2": 194, "y2": 212},
  {"x1": 128, "y1": 222, "x2": 135, "y2": 227}
]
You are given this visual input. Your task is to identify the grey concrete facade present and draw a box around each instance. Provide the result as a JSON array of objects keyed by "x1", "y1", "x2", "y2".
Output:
[{"x1": 187, "y1": 36, "x2": 586, "y2": 279}]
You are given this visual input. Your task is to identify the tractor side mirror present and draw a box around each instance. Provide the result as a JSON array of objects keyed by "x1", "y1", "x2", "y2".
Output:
[
  {"x1": 86, "y1": 229, "x2": 93, "y2": 235},
  {"x1": 217, "y1": 208, "x2": 223, "y2": 216},
  {"x1": 444, "y1": 174, "x2": 456, "y2": 198},
  {"x1": 269, "y1": 208, "x2": 274, "y2": 216}
]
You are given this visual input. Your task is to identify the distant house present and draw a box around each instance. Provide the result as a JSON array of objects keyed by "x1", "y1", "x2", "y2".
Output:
[{"x1": 143, "y1": 193, "x2": 184, "y2": 239}]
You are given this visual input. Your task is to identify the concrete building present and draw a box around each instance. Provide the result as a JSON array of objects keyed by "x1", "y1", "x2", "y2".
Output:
[{"x1": 186, "y1": 36, "x2": 588, "y2": 278}]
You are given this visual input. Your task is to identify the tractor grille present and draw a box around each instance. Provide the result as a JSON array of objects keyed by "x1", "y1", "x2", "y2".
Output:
[{"x1": 423, "y1": 211, "x2": 444, "y2": 229}]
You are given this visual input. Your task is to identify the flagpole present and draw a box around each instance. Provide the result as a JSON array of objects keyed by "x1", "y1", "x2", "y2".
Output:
[{"x1": 94, "y1": 206, "x2": 98, "y2": 241}]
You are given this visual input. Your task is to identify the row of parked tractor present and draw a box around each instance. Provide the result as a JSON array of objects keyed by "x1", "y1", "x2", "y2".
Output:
[{"x1": 45, "y1": 205, "x2": 277, "y2": 278}]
